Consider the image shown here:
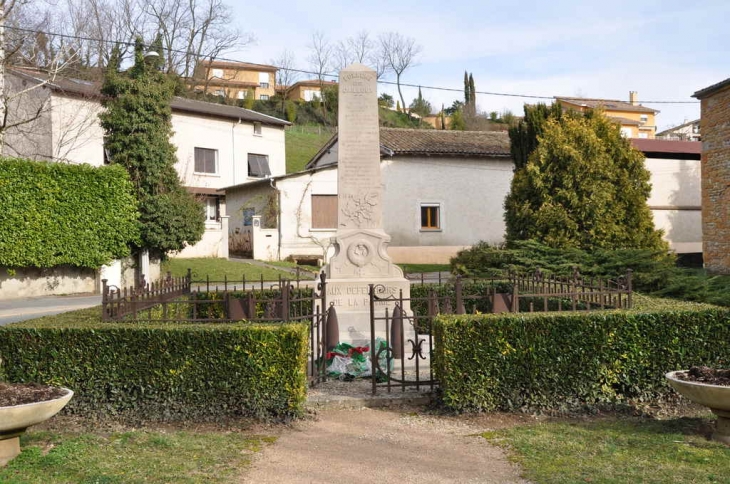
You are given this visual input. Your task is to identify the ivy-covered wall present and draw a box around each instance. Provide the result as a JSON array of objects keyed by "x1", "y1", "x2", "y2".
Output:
[{"x1": 0, "y1": 158, "x2": 139, "y2": 269}]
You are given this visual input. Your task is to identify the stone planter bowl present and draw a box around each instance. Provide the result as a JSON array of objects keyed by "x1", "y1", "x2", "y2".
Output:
[
  {"x1": 666, "y1": 371, "x2": 730, "y2": 445},
  {"x1": 0, "y1": 388, "x2": 74, "y2": 466}
]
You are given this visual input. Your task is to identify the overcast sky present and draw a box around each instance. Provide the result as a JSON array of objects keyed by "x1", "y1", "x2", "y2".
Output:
[{"x1": 228, "y1": 0, "x2": 728, "y2": 130}]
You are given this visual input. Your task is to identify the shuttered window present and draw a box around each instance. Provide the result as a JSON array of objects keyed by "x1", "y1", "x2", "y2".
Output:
[
  {"x1": 194, "y1": 147, "x2": 218, "y2": 174},
  {"x1": 247, "y1": 154, "x2": 271, "y2": 178},
  {"x1": 311, "y1": 195, "x2": 337, "y2": 229}
]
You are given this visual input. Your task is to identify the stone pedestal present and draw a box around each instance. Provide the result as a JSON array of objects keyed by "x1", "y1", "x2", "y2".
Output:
[{"x1": 0, "y1": 436, "x2": 20, "y2": 467}]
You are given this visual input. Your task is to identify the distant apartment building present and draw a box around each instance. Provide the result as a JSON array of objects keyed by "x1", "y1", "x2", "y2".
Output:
[
  {"x1": 194, "y1": 60, "x2": 277, "y2": 101},
  {"x1": 556, "y1": 91, "x2": 658, "y2": 138},
  {"x1": 656, "y1": 119, "x2": 701, "y2": 141},
  {"x1": 281, "y1": 80, "x2": 338, "y2": 101}
]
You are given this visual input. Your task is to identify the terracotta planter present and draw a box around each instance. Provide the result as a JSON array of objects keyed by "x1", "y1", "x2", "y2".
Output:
[
  {"x1": 666, "y1": 371, "x2": 730, "y2": 445},
  {"x1": 0, "y1": 387, "x2": 74, "y2": 466}
]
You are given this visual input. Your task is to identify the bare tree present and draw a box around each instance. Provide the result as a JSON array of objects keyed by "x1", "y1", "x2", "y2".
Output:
[
  {"x1": 307, "y1": 31, "x2": 332, "y2": 120},
  {"x1": 378, "y1": 32, "x2": 421, "y2": 114},
  {"x1": 271, "y1": 49, "x2": 298, "y2": 112},
  {"x1": 333, "y1": 30, "x2": 388, "y2": 79},
  {"x1": 141, "y1": 0, "x2": 253, "y2": 79},
  {"x1": 1, "y1": 0, "x2": 84, "y2": 150}
]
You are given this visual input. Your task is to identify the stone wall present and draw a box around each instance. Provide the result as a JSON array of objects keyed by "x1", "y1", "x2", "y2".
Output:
[
  {"x1": 0, "y1": 265, "x2": 97, "y2": 299},
  {"x1": 700, "y1": 84, "x2": 730, "y2": 273}
]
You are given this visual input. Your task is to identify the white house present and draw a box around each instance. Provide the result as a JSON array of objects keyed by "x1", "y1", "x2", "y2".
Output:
[
  {"x1": 0, "y1": 68, "x2": 288, "y2": 297},
  {"x1": 225, "y1": 128, "x2": 514, "y2": 264},
  {"x1": 630, "y1": 138, "x2": 702, "y2": 257},
  {"x1": 3, "y1": 68, "x2": 289, "y2": 261},
  {"x1": 224, "y1": 129, "x2": 703, "y2": 267}
]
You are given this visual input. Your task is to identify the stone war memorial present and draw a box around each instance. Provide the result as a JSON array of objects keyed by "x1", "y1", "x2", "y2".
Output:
[{"x1": 322, "y1": 63, "x2": 411, "y2": 346}]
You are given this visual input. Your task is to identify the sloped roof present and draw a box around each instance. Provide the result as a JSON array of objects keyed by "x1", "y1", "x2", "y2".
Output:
[
  {"x1": 289, "y1": 79, "x2": 338, "y2": 89},
  {"x1": 693, "y1": 77, "x2": 730, "y2": 99},
  {"x1": 556, "y1": 96, "x2": 658, "y2": 114},
  {"x1": 7, "y1": 67, "x2": 289, "y2": 127},
  {"x1": 200, "y1": 60, "x2": 278, "y2": 72},
  {"x1": 379, "y1": 128, "x2": 510, "y2": 157},
  {"x1": 656, "y1": 119, "x2": 700, "y2": 137},
  {"x1": 630, "y1": 138, "x2": 701, "y2": 157}
]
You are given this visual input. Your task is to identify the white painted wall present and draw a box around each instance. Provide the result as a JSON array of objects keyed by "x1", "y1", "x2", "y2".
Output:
[
  {"x1": 277, "y1": 168, "x2": 338, "y2": 261},
  {"x1": 381, "y1": 156, "x2": 513, "y2": 248},
  {"x1": 172, "y1": 113, "x2": 285, "y2": 189},
  {"x1": 50, "y1": 94, "x2": 105, "y2": 166},
  {"x1": 645, "y1": 157, "x2": 702, "y2": 253}
]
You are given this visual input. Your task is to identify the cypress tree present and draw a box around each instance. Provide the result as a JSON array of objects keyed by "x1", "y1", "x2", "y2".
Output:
[
  {"x1": 468, "y1": 73, "x2": 476, "y2": 116},
  {"x1": 464, "y1": 71, "x2": 470, "y2": 106},
  {"x1": 100, "y1": 38, "x2": 205, "y2": 255}
]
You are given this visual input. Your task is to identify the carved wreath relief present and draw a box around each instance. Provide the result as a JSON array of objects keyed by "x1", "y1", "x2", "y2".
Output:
[{"x1": 341, "y1": 191, "x2": 378, "y2": 228}]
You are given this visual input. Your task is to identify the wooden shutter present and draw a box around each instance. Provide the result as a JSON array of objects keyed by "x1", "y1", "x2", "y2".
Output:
[{"x1": 311, "y1": 195, "x2": 338, "y2": 229}]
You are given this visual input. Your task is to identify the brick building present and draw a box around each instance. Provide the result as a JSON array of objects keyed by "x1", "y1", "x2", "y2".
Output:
[{"x1": 693, "y1": 78, "x2": 730, "y2": 273}]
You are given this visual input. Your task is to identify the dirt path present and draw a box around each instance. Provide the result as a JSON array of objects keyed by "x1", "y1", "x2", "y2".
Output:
[{"x1": 240, "y1": 407, "x2": 528, "y2": 484}]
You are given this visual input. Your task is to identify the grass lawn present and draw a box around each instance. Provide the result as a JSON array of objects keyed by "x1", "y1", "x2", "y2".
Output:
[
  {"x1": 162, "y1": 258, "x2": 294, "y2": 282},
  {"x1": 398, "y1": 263, "x2": 451, "y2": 274},
  {"x1": 483, "y1": 416, "x2": 730, "y2": 484},
  {"x1": 285, "y1": 125, "x2": 335, "y2": 173},
  {"x1": 0, "y1": 429, "x2": 274, "y2": 483}
]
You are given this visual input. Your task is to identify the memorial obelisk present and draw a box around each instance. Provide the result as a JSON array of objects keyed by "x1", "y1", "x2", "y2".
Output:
[{"x1": 323, "y1": 63, "x2": 411, "y2": 346}]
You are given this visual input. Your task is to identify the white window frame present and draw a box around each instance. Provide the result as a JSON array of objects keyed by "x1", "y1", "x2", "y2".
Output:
[
  {"x1": 205, "y1": 197, "x2": 219, "y2": 223},
  {"x1": 253, "y1": 122, "x2": 262, "y2": 136},
  {"x1": 194, "y1": 147, "x2": 219, "y2": 175},
  {"x1": 247, "y1": 153, "x2": 271, "y2": 178},
  {"x1": 212, "y1": 68, "x2": 224, "y2": 78},
  {"x1": 419, "y1": 203, "x2": 442, "y2": 232},
  {"x1": 237, "y1": 90, "x2": 245, "y2": 100},
  {"x1": 260, "y1": 94, "x2": 270, "y2": 101}
]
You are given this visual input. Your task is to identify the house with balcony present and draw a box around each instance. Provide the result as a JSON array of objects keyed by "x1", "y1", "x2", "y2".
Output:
[
  {"x1": 194, "y1": 60, "x2": 278, "y2": 101},
  {"x1": 282, "y1": 79, "x2": 338, "y2": 102},
  {"x1": 656, "y1": 119, "x2": 701, "y2": 141},
  {"x1": 556, "y1": 91, "x2": 659, "y2": 138}
]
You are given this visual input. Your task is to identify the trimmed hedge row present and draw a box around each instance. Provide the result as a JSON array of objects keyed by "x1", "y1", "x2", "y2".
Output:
[
  {"x1": 0, "y1": 310, "x2": 308, "y2": 421},
  {"x1": 433, "y1": 308, "x2": 730, "y2": 412},
  {"x1": 0, "y1": 158, "x2": 139, "y2": 268}
]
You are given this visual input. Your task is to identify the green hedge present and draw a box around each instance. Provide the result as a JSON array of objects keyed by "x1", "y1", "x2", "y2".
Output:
[
  {"x1": 433, "y1": 308, "x2": 730, "y2": 412},
  {"x1": 0, "y1": 158, "x2": 139, "y2": 268},
  {"x1": 0, "y1": 309, "x2": 308, "y2": 421}
]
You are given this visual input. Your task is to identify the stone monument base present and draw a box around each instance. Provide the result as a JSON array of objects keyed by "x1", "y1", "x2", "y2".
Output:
[{"x1": 322, "y1": 277, "x2": 412, "y2": 347}]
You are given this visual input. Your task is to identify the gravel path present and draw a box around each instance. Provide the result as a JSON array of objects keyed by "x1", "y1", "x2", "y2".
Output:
[{"x1": 240, "y1": 407, "x2": 528, "y2": 483}]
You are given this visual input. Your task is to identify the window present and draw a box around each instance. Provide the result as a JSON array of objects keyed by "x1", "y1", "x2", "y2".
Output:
[
  {"x1": 242, "y1": 208, "x2": 255, "y2": 226},
  {"x1": 640, "y1": 114, "x2": 648, "y2": 124},
  {"x1": 620, "y1": 127, "x2": 633, "y2": 138},
  {"x1": 237, "y1": 90, "x2": 245, "y2": 100},
  {"x1": 248, "y1": 154, "x2": 271, "y2": 178},
  {"x1": 420, "y1": 204, "x2": 440, "y2": 230},
  {"x1": 638, "y1": 133, "x2": 648, "y2": 139},
  {"x1": 194, "y1": 147, "x2": 218, "y2": 174},
  {"x1": 260, "y1": 94, "x2": 270, "y2": 101},
  {"x1": 253, "y1": 122, "x2": 262, "y2": 136},
  {"x1": 304, "y1": 89, "x2": 320, "y2": 102},
  {"x1": 311, "y1": 195, "x2": 338, "y2": 229},
  {"x1": 214, "y1": 89, "x2": 225, "y2": 97},
  {"x1": 205, "y1": 197, "x2": 220, "y2": 222},
  {"x1": 258, "y1": 72, "x2": 269, "y2": 88},
  {"x1": 212, "y1": 68, "x2": 224, "y2": 78}
]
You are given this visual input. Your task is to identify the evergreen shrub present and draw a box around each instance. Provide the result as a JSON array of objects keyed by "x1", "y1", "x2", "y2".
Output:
[
  {"x1": 0, "y1": 309, "x2": 309, "y2": 421},
  {"x1": 433, "y1": 308, "x2": 730, "y2": 412},
  {"x1": 0, "y1": 158, "x2": 139, "y2": 268}
]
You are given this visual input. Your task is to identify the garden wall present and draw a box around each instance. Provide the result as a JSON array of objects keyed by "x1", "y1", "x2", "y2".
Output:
[
  {"x1": 433, "y1": 308, "x2": 730, "y2": 412},
  {"x1": 0, "y1": 309, "x2": 309, "y2": 421},
  {"x1": 0, "y1": 265, "x2": 98, "y2": 298}
]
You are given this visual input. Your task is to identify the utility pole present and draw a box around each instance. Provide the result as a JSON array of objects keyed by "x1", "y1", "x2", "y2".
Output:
[{"x1": 0, "y1": 1, "x2": 6, "y2": 150}]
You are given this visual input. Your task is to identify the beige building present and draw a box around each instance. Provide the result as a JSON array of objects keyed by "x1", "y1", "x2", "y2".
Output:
[
  {"x1": 194, "y1": 60, "x2": 277, "y2": 101},
  {"x1": 282, "y1": 79, "x2": 338, "y2": 101},
  {"x1": 556, "y1": 91, "x2": 659, "y2": 138}
]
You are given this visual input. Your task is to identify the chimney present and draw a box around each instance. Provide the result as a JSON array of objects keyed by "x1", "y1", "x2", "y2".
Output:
[{"x1": 629, "y1": 91, "x2": 638, "y2": 106}]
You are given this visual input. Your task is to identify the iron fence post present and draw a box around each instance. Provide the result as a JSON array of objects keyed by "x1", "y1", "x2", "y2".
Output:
[{"x1": 369, "y1": 283, "x2": 377, "y2": 396}]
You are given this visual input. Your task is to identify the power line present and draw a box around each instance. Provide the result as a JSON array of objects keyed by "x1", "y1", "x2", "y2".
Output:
[{"x1": 5, "y1": 25, "x2": 700, "y2": 105}]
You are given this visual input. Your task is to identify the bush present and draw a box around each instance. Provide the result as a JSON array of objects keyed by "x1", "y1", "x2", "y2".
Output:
[
  {"x1": 433, "y1": 308, "x2": 730, "y2": 413},
  {"x1": 451, "y1": 240, "x2": 677, "y2": 292},
  {"x1": 0, "y1": 308, "x2": 309, "y2": 421},
  {"x1": 0, "y1": 158, "x2": 139, "y2": 268}
]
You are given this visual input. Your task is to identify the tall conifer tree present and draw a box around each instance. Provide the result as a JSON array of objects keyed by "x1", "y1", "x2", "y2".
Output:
[{"x1": 100, "y1": 38, "x2": 204, "y2": 255}]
